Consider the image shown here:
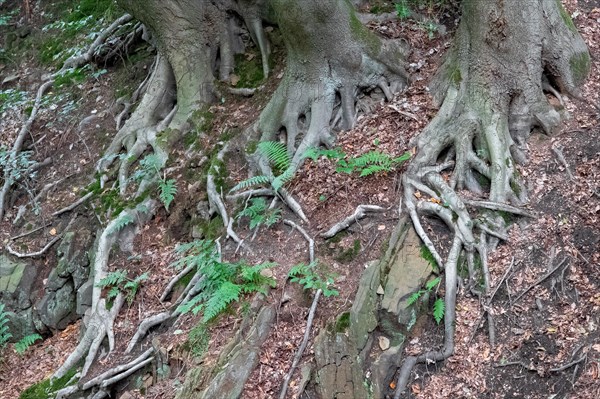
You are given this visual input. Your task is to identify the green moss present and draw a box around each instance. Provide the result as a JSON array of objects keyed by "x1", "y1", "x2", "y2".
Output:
[
  {"x1": 233, "y1": 52, "x2": 265, "y2": 88},
  {"x1": 19, "y1": 366, "x2": 78, "y2": 399},
  {"x1": 349, "y1": 11, "x2": 382, "y2": 54},
  {"x1": 245, "y1": 140, "x2": 259, "y2": 155},
  {"x1": 335, "y1": 239, "x2": 361, "y2": 263},
  {"x1": 190, "y1": 107, "x2": 214, "y2": 133},
  {"x1": 334, "y1": 312, "x2": 351, "y2": 333},
  {"x1": 195, "y1": 217, "x2": 225, "y2": 241},
  {"x1": 449, "y1": 67, "x2": 462, "y2": 85},
  {"x1": 183, "y1": 131, "x2": 199, "y2": 148},
  {"x1": 569, "y1": 52, "x2": 591, "y2": 86},
  {"x1": 556, "y1": 0, "x2": 577, "y2": 32}
]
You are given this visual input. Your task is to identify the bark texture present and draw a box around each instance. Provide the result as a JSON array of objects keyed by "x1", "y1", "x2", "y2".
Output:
[{"x1": 256, "y1": 0, "x2": 409, "y2": 173}]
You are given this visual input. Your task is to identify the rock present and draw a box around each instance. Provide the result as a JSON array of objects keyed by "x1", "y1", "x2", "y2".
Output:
[
  {"x1": 349, "y1": 260, "x2": 380, "y2": 350},
  {"x1": 380, "y1": 227, "x2": 433, "y2": 326},
  {"x1": 371, "y1": 344, "x2": 404, "y2": 398},
  {"x1": 36, "y1": 281, "x2": 77, "y2": 330},
  {"x1": 76, "y1": 280, "x2": 93, "y2": 315},
  {"x1": 0, "y1": 255, "x2": 27, "y2": 294},
  {"x1": 5, "y1": 308, "x2": 36, "y2": 341}
]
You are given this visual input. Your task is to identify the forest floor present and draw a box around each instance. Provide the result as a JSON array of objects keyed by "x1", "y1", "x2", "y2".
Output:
[{"x1": 0, "y1": 1, "x2": 599, "y2": 399}]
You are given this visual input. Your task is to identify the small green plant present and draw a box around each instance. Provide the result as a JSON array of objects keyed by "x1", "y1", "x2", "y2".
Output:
[
  {"x1": 172, "y1": 240, "x2": 276, "y2": 322},
  {"x1": 305, "y1": 147, "x2": 411, "y2": 177},
  {"x1": 231, "y1": 141, "x2": 295, "y2": 192},
  {"x1": 185, "y1": 322, "x2": 210, "y2": 358},
  {"x1": 15, "y1": 333, "x2": 42, "y2": 355},
  {"x1": 406, "y1": 277, "x2": 445, "y2": 324},
  {"x1": 0, "y1": 146, "x2": 37, "y2": 186},
  {"x1": 0, "y1": 303, "x2": 12, "y2": 351},
  {"x1": 96, "y1": 269, "x2": 149, "y2": 304},
  {"x1": 0, "y1": 89, "x2": 28, "y2": 113},
  {"x1": 288, "y1": 262, "x2": 339, "y2": 297},
  {"x1": 237, "y1": 197, "x2": 281, "y2": 229},
  {"x1": 135, "y1": 154, "x2": 178, "y2": 211},
  {"x1": 395, "y1": 0, "x2": 411, "y2": 18}
]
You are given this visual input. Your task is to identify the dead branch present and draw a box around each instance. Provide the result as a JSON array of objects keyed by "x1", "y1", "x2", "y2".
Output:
[
  {"x1": 226, "y1": 188, "x2": 274, "y2": 201},
  {"x1": 321, "y1": 204, "x2": 386, "y2": 238},
  {"x1": 6, "y1": 215, "x2": 76, "y2": 258},
  {"x1": 278, "y1": 288, "x2": 322, "y2": 399}
]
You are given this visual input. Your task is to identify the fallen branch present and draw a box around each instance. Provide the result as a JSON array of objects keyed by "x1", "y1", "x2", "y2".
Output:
[
  {"x1": 321, "y1": 204, "x2": 386, "y2": 239},
  {"x1": 278, "y1": 288, "x2": 321, "y2": 399},
  {"x1": 6, "y1": 215, "x2": 76, "y2": 258},
  {"x1": 226, "y1": 188, "x2": 274, "y2": 201}
]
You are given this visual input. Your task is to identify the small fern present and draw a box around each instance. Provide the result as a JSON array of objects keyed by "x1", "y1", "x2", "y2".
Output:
[
  {"x1": 433, "y1": 298, "x2": 445, "y2": 324},
  {"x1": 257, "y1": 141, "x2": 290, "y2": 172},
  {"x1": 288, "y1": 262, "x2": 339, "y2": 298},
  {"x1": 173, "y1": 240, "x2": 276, "y2": 321},
  {"x1": 231, "y1": 141, "x2": 294, "y2": 192},
  {"x1": 109, "y1": 214, "x2": 134, "y2": 234},
  {"x1": 230, "y1": 175, "x2": 271, "y2": 193},
  {"x1": 96, "y1": 270, "x2": 149, "y2": 305},
  {"x1": 159, "y1": 179, "x2": 177, "y2": 211},
  {"x1": 0, "y1": 303, "x2": 12, "y2": 350},
  {"x1": 15, "y1": 333, "x2": 42, "y2": 355},
  {"x1": 305, "y1": 147, "x2": 411, "y2": 177},
  {"x1": 237, "y1": 198, "x2": 281, "y2": 229}
]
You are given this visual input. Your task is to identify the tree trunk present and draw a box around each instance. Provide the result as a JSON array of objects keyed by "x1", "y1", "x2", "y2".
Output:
[{"x1": 256, "y1": 0, "x2": 409, "y2": 172}]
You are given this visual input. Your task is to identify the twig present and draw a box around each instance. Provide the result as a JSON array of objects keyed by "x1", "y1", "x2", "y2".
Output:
[
  {"x1": 278, "y1": 289, "x2": 321, "y2": 399},
  {"x1": 321, "y1": 205, "x2": 386, "y2": 238},
  {"x1": 550, "y1": 356, "x2": 586, "y2": 372},
  {"x1": 512, "y1": 257, "x2": 569, "y2": 305},
  {"x1": 10, "y1": 222, "x2": 52, "y2": 240},
  {"x1": 6, "y1": 215, "x2": 77, "y2": 258}
]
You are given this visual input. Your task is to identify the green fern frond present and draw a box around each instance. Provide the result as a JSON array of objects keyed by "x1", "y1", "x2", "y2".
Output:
[
  {"x1": 15, "y1": 333, "x2": 42, "y2": 355},
  {"x1": 109, "y1": 214, "x2": 134, "y2": 234},
  {"x1": 271, "y1": 167, "x2": 295, "y2": 191},
  {"x1": 139, "y1": 154, "x2": 161, "y2": 176},
  {"x1": 159, "y1": 179, "x2": 177, "y2": 211},
  {"x1": 351, "y1": 151, "x2": 391, "y2": 167},
  {"x1": 425, "y1": 277, "x2": 441, "y2": 291},
  {"x1": 406, "y1": 290, "x2": 424, "y2": 306},
  {"x1": 258, "y1": 141, "x2": 290, "y2": 171},
  {"x1": 358, "y1": 164, "x2": 390, "y2": 177},
  {"x1": 303, "y1": 147, "x2": 346, "y2": 161},
  {"x1": 203, "y1": 281, "x2": 241, "y2": 322},
  {"x1": 433, "y1": 298, "x2": 445, "y2": 324},
  {"x1": 393, "y1": 151, "x2": 412, "y2": 164},
  {"x1": 0, "y1": 303, "x2": 12, "y2": 347},
  {"x1": 231, "y1": 175, "x2": 271, "y2": 192},
  {"x1": 96, "y1": 270, "x2": 128, "y2": 288}
]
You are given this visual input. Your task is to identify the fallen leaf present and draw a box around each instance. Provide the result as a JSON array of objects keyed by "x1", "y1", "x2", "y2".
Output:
[{"x1": 49, "y1": 228, "x2": 57, "y2": 236}]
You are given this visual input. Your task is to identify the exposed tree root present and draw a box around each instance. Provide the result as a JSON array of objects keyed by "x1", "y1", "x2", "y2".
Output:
[
  {"x1": 279, "y1": 219, "x2": 318, "y2": 399},
  {"x1": 126, "y1": 312, "x2": 172, "y2": 353},
  {"x1": 6, "y1": 215, "x2": 76, "y2": 258},
  {"x1": 321, "y1": 204, "x2": 385, "y2": 238},
  {"x1": 393, "y1": 0, "x2": 589, "y2": 395}
]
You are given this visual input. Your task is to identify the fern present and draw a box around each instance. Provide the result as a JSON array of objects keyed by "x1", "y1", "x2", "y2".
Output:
[
  {"x1": 257, "y1": 141, "x2": 290, "y2": 172},
  {"x1": 433, "y1": 298, "x2": 445, "y2": 324},
  {"x1": 159, "y1": 179, "x2": 177, "y2": 211},
  {"x1": 271, "y1": 167, "x2": 295, "y2": 191},
  {"x1": 288, "y1": 262, "x2": 339, "y2": 298},
  {"x1": 97, "y1": 270, "x2": 128, "y2": 288},
  {"x1": 123, "y1": 272, "x2": 149, "y2": 304},
  {"x1": 231, "y1": 175, "x2": 271, "y2": 192},
  {"x1": 0, "y1": 303, "x2": 12, "y2": 349},
  {"x1": 109, "y1": 214, "x2": 134, "y2": 234},
  {"x1": 173, "y1": 240, "x2": 276, "y2": 321},
  {"x1": 425, "y1": 276, "x2": 441, "y2": 291},
  {"x1": 15, "y1": 333, "x2": 42, "y2": 355},
  {"x1": 406, "y1": 290, "x2": 425, "y2": 306},
  {"x1": 238, "y1": 198, "x2": 281, "y2": 229},
  {"x1": 303, "y1": 147, "x2": 346, "y2": 161},
  {"x1": 202, "y1": 281, "x2": 241, "y2": 322}
]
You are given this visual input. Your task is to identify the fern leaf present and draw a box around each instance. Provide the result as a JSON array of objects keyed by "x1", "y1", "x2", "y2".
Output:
[
  {"x1": 271, "y1": 167, "x2": 294, "y2": 191},
  {"x1": 15, "y1": 333, "x2": 42, "y2": 355},
  {"x1": 258, "y1": 141, "x2": 290, "y2": 171},
  {"x1": 109, "y1": 214, "x2": 134, "y2": 234},
  {"x1": 231, "y1": 175, "x2": 271, "y2": 192},
  {"x1": 159, "y1": 179, "x2": 177, "y2": 211},
  {"x1": 433, "y1": 298, "x2": 445, "y2": 324},
  {"x1": 359, "y1": 164, "x2": 389, "y2": 177},
  {"x1": 406, "y1": 290, "x2": 424, "y2": 306},
  {"x1": 425, "y1": 277, "x2": 441, "y2": 291},
  {"x1": 393, "y1": 151, "x2": 412, "y2": 164},
  {"x1": 139, "y1": 154, "x2": 161, "y2": 176},
  {"x1": 96, "y1": 270, "x2": 128, "y2": 288},
  {"x1": 203, "y1": 281, "x2": 241, "y2": 322}
]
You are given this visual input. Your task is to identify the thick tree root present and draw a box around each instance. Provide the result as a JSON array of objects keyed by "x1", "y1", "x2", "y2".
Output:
[
  {"x1": 393, "y1": 0, "x2": 589, "y2": 395},
  {"x1": 321, "y1": 204, "x2": 385, "y2": 238}
]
